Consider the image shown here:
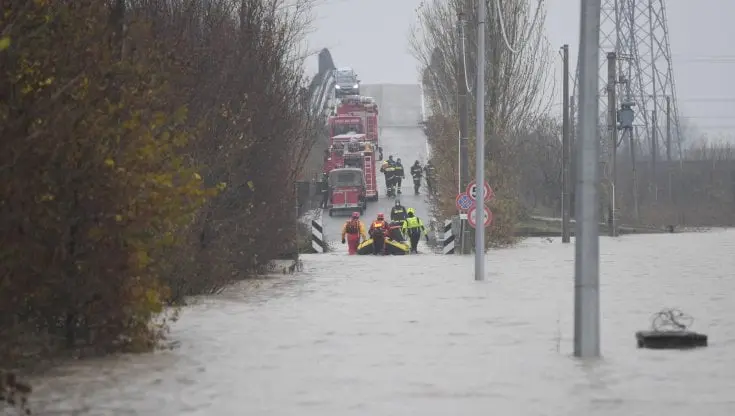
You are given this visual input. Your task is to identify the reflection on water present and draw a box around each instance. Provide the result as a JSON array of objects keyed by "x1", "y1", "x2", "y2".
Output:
[{"x1": 28, "y1": 230, "x2": 735, "y2": 415}]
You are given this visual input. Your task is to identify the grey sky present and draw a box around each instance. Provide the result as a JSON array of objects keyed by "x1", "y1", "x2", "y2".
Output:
[{"x1": 305, "y1": 0, "x2": 734, "y2": 137}]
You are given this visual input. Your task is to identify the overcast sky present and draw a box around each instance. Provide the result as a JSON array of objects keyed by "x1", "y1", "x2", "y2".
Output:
[{"x1": 304, "y1": 0, "x2": 734, "y2": 137}]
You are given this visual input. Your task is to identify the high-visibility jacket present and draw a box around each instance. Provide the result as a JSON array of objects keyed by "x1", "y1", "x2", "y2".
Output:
[
  {"x1": 342, "y1": 219, "x2": 367, "y2": 240},
  {"x1": 402, "y1": 216, "x2": 426, "y2": 235}
]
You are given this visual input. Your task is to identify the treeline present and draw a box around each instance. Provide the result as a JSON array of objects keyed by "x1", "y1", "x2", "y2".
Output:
[
  {"x1": 0, "y1": 0, "x2": 318, "y2": 365},
  {"x1": 614, "y1": 139, "x2": 735, "y2": 227}
]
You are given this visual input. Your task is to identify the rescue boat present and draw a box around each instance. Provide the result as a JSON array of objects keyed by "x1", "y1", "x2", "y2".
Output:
[
  {"x1": 356, "y1": 238, "x2": 409, "y2": 255},
  {"x1": 356, "y1": 222, "x2": 409, "y2": 255}
]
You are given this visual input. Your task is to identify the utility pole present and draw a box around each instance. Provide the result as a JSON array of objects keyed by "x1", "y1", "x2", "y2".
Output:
[
  {"x1": 574, "y1": 0, "x2": 601, "y2": 358},
  {"x1": 621, "y1": 65, "x2": 639, "y2": 221},
  {"x1": 628, "y1": 125, "x2": 640, "y2": 220},
  {"x1": 457, "y1": 9, "x2": 470, "y2": 255},
  {"x1": 651, "y1": 109, "x2": 658, "y2": 201},
  {"x1": 666, "y1": 96, "x2": 672, "y2": 162},
  {"x1": 561, "y1": 45, "x2": 571, "y2": 243},
  {"x1": 474, "y1": 0, "x2": 486, "y2": 281},
  {"x1": 570, "y1": 95, "x2": 576, "y2": 219},
  {"x1": 666, "y1": 95, "x2": 673, "y2": 202},
  {"x1": 606, "y1": 52, "x2": 617, "y2": 237}
]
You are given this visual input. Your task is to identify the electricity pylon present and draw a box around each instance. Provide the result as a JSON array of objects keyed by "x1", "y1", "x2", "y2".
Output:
[{"x1": 574, "y1": 0, "x2": 682, "y2": 161}]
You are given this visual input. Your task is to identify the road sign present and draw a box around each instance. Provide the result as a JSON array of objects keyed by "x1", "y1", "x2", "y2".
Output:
[
  {"x1": 467, "y1": 205, "x2": 492, "y2": 228},
  {"x1": 455, "y1": 192, "x2": 475, "y2": 211},
  {"x1": 466, "y1": 181, "x2": 494, "y2": 202}
]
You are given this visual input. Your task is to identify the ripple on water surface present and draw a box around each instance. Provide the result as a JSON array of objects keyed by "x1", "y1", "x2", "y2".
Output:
[{"x1": 30, "y1": 230, "x2": 735, "y2": 415}]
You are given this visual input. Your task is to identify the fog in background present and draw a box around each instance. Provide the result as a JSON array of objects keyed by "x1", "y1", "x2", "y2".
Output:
[{"x1": 305, "y1": 0, "x2": 734, "y2": 138}]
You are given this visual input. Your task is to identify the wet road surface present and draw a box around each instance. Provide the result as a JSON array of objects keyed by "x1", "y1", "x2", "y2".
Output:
[
  {"x1": 30, "y1": 231, "x2": 735, "y2": 415},
  {"x1": 25, "y1": 84, "x2": 735, "y2": 415}
]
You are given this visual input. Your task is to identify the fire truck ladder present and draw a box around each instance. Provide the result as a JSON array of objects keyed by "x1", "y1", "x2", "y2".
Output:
[
  {"x1": 366, "y1": 114, "x2": 376, "y2": 140},
  {"x1": 363, "y1": 152, "x2": 377, "y2": 200}
]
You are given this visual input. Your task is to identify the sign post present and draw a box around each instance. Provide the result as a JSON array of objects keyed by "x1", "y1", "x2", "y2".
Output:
[{"x1": 455, "y1": 192, "x2": 475, "y2": 254}]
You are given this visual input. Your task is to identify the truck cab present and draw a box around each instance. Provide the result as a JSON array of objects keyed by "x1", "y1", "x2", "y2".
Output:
[
  {"x1": 327, "y1": 167, "x2": 366, "y2": 216},
  {"x1": 323, "y1": 133, "x2": 378, "y2": 203}
]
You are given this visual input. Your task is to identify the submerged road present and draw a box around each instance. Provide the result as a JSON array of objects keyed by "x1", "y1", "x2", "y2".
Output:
[
  {"x1": 24, "y1": 84, "x2": 735, "y2": 415},
  {"x1": 29, "y1": 231, "x2": 735, "y2": 415},
  {"x1": 321, "y1": 84, "x2": 431, "y2": 246}
]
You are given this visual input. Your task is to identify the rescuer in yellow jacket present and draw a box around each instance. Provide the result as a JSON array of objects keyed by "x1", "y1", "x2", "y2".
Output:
[{"x1": 401, "y1": 208, "x2": 428, "y2": 254}]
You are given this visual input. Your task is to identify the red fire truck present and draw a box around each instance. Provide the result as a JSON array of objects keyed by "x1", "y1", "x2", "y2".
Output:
[
  {"x1": 323, "y1": 133, "x2": 379, "y2": 216},
  {"x1": 328, "y1": 95, "x2": 379, "y2": 147}
]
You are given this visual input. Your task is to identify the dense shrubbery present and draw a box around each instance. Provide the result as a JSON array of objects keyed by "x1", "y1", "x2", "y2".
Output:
[
  {"x1": 0, "y1": 0, "x2": 318, "y2": 365},
  {"x1": 422, "y1": 111, "x2": 560, "y2": 246}
]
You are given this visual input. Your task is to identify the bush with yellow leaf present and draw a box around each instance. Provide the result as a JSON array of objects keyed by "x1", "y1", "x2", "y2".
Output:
[{"x1": 0, "y1": 0, "x2": 318, "y2": 366}]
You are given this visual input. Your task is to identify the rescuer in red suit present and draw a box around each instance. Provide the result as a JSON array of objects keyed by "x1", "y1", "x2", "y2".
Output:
[{"x1": 341, "y1": 212, "x2": 367, "y2": 255}]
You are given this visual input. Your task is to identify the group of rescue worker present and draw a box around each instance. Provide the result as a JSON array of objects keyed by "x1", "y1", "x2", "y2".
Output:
[
  {"x1": 340, "y1": 200, "x2": 428, "y2": 255},
  {"x1": 380, "y1": 156, "x2": 403, "y2": 197},
  {"x1": 380, "y1": 156, "x2": 437, "y2": 197}
]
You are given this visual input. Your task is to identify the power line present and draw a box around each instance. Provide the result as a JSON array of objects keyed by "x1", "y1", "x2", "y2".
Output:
[
  {"x1": 681, "y1": 116, "x2": 735, "y2": 119},
  {"x1": 679, "y1": 98, "x2": 735, "y2": 102},
  {"x1": 684, "y1": 126, "x2": 735, "y2": 130},
  {"x1": 550, "y1": 98, "x2": 735, "y2": 106},
  {"x1": 493, "y1": 0, "x2": 543, "y2": 54},
  {"x1": 677, "y1": 59, "x2": 735, "y2": 64}
]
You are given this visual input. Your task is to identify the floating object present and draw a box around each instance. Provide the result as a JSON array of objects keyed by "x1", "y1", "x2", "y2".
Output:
[
  {"x1": 636, "y1": 308, "x2": 708, "y2": 349},
  {"x1": 357, "y1": 237, "x2": 409, "y2": 255}
]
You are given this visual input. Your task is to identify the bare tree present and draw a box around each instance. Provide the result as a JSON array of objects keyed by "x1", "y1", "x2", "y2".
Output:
[
  {"x1": 410, "y1": 0, "x2": 553, "y2": 138},
  {"x1": 410, "y1": 0, "x2": 556, "y2": 242}
]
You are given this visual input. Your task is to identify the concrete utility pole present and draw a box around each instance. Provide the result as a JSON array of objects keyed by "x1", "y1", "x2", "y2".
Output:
[
  {"x1": 574, "y1": 0, "x2": 601, "y2": 358},
  {"x1": 474, "y1": 0, "x2": 486, "y2": 281},
  {"x1": 666, "y1": 96, "x2": 672, "y2": 162},
  {"x1": 561, "y1": 45, "x2": 571, "y2": 243},
  {"x1": 621, "y1": 66, "x2": 639, "y2": 221},
  {"x1": 666, "y1": 95, "x2": 673, "y2": 201},
  {"x1": 630, "y1": 126, "x2": 639, "y2": 220},
  {"x1": 457, "y1": 9, "x2": 471, "y2": 254},
  {"x1": 606, "y1": 52, "x2": 617, "y2": 237},
  {"x1": 570, "y1": 95, "x2": 576, "y2": 219},
  {"x1": 651, "y1": 109, "x2": 658, "y2": 201}
]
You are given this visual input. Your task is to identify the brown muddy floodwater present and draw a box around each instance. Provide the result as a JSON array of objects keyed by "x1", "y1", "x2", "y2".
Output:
[{"x1": 28, "y1": 230, "x2": 735, "y2": 416}]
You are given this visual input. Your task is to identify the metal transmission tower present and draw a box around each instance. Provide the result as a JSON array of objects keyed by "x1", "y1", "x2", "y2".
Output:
[{"x1": 575, "y1": 0, "x2": 682, "y2": 161}]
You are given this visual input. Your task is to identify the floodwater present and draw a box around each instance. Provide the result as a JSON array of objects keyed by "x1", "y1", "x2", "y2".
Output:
[
  {"x1": 29, "y1": 231, "x2": 735, "y2": 415},
  {"x1": 24, "y1": 84, "x2": 735, "y2": 415}
]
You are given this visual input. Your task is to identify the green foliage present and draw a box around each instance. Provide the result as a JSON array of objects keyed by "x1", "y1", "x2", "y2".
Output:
[{"x1": 0, "y1": 0, "x2": 316, "y2": 367}]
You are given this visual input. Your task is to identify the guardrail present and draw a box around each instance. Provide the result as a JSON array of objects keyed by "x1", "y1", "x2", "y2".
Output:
[{"x1": 308, "y1": 48, "x2": 337, "y2": 126}]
